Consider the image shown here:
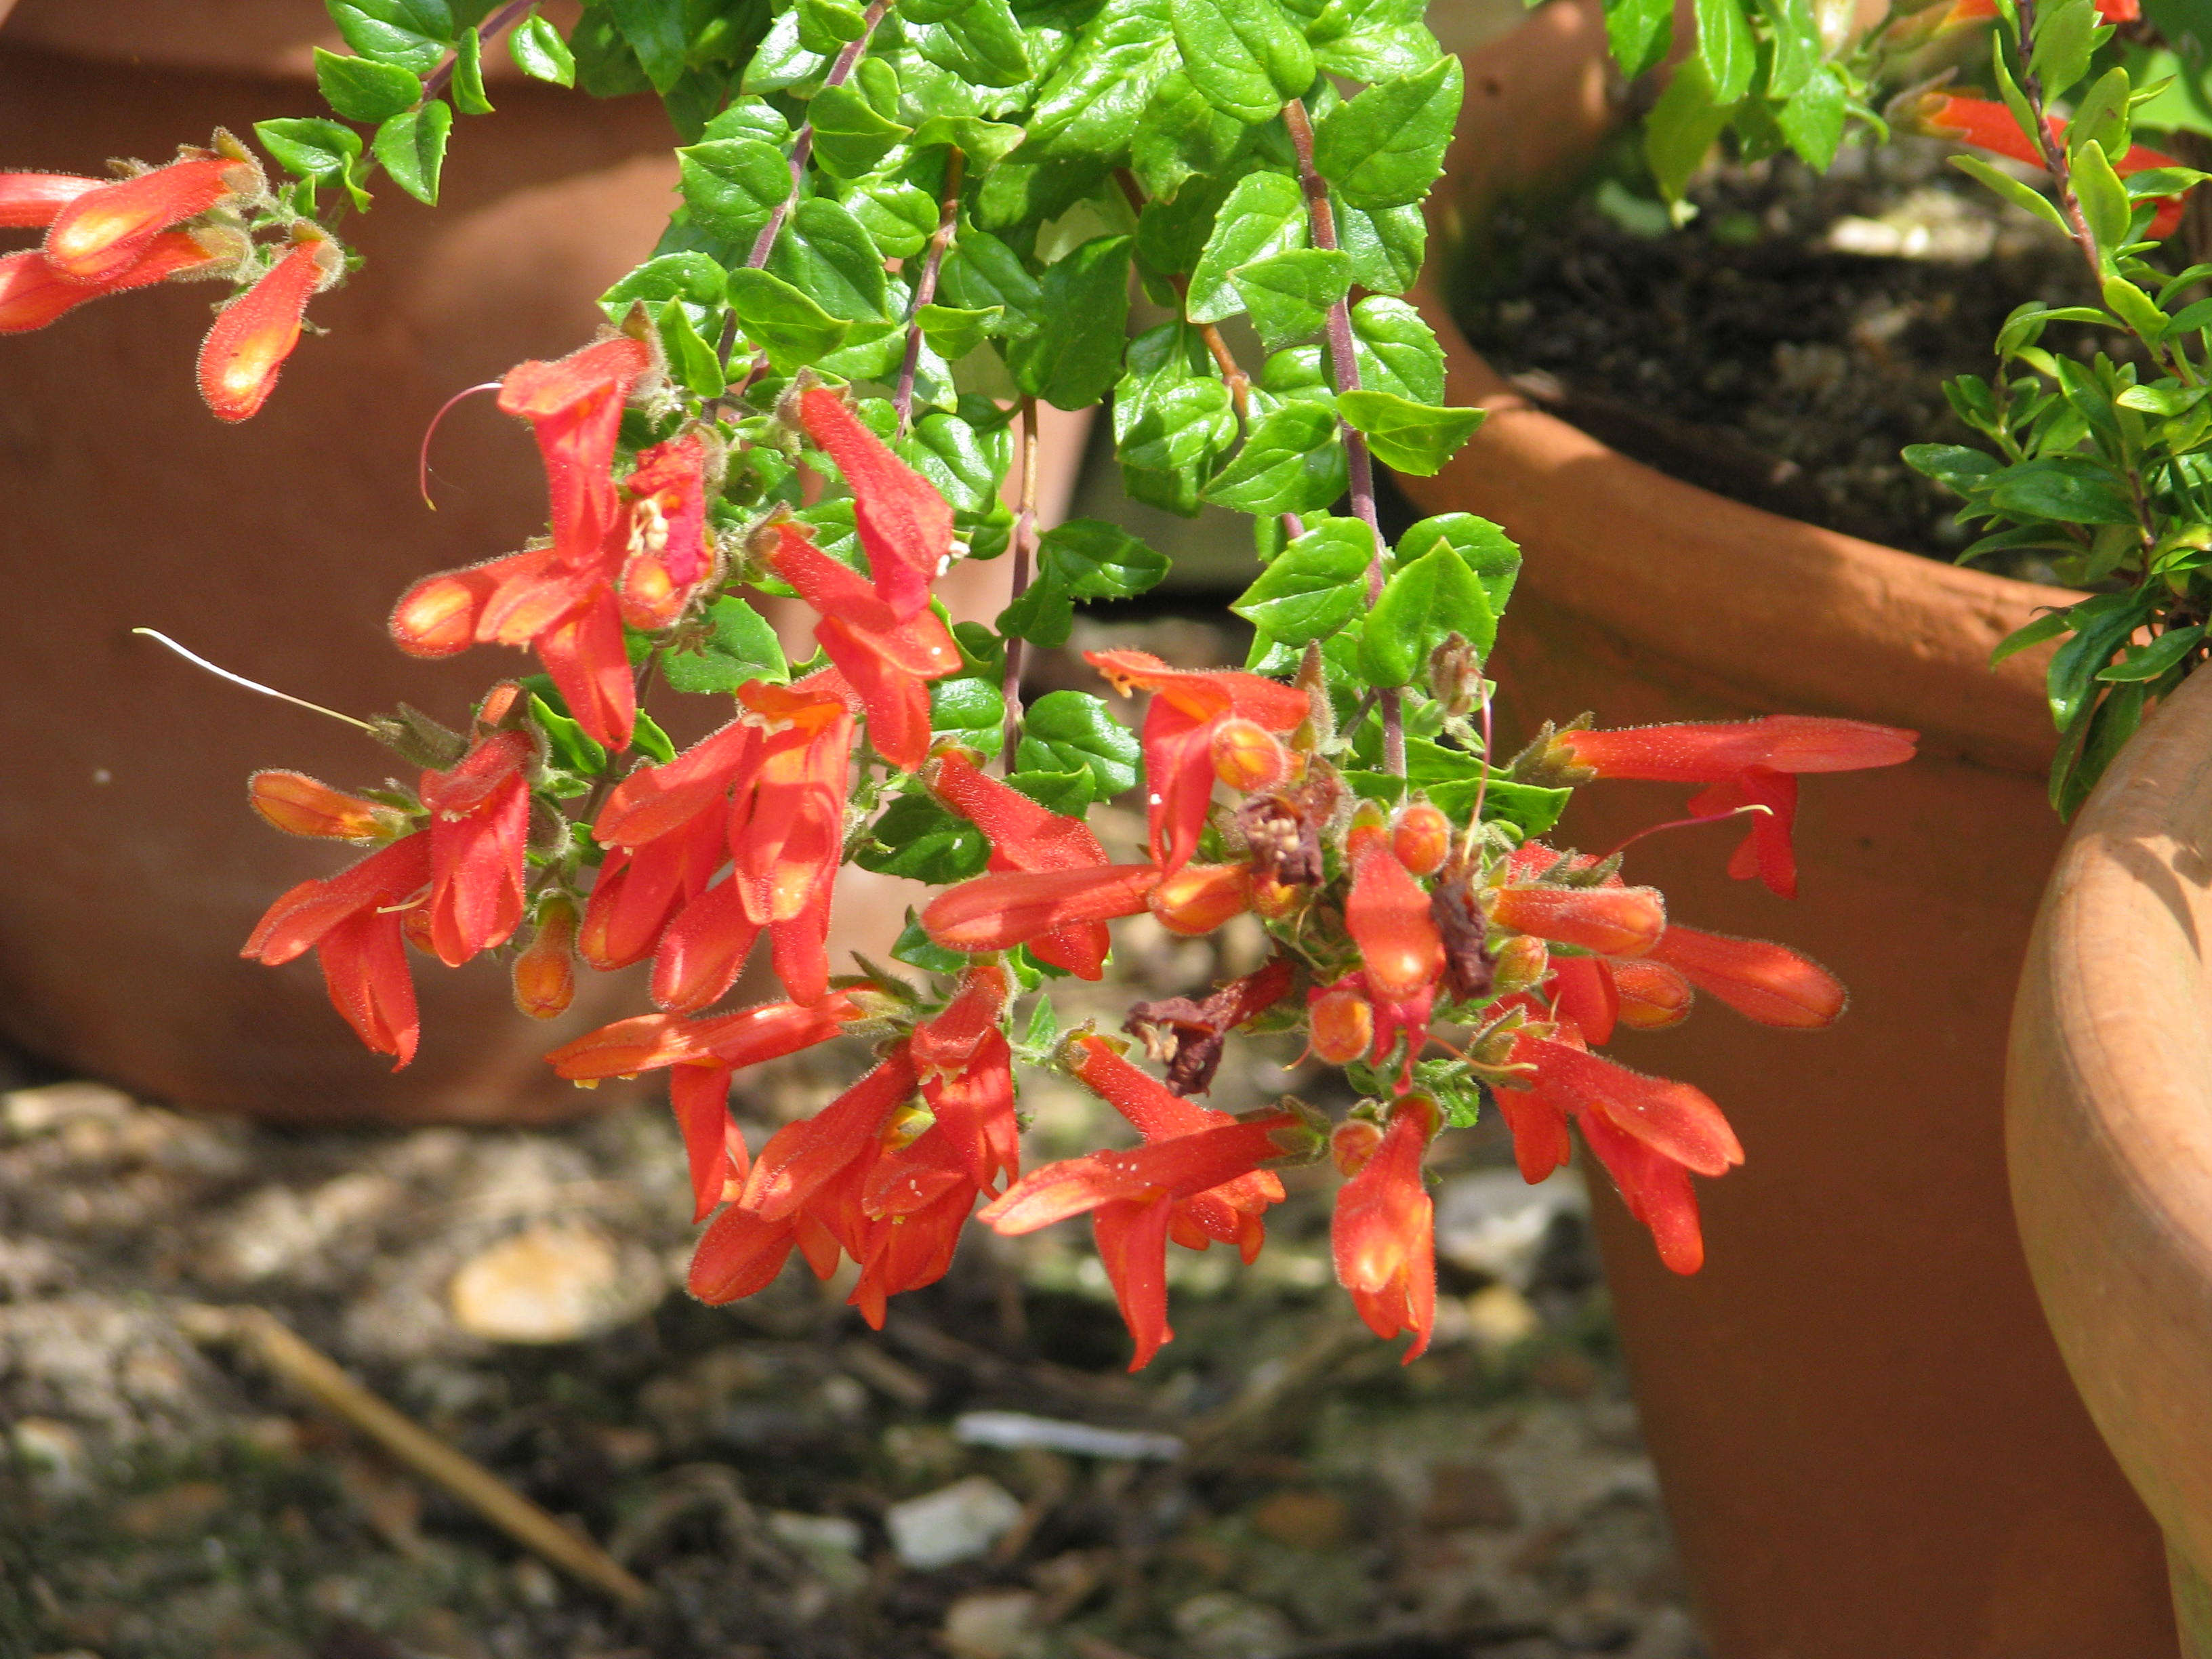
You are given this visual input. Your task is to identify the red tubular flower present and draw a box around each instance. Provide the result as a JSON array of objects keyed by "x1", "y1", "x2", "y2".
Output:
[
  {"x1": 596, "y1": 718, "x2": 757, "y2": 848},
  {"x1": 1690, "y1": 765, "x2": 1800, "y2": 897},
  {"x1": 929, "y1": 750, "x2": 1115, "y2": 976},
  {"x1": 1332, "y1": 1097, "x2": 1440, "y2": 1361},
  {"x1": 1579, "y1": 1107, "x2": 1707, "y2": 1275},
  {"x1": 416, "y1": 730, "x2": 533, "y2": 968},
  {"x1": 43, "y1": 148, "x2": 260, "y2": 284},
  {"x1": 1908, "y1": 94, "x2": 2189, "y2": 234},
  {"x1": 580, "y1": 808, "x2": 729, "y2": 970},
  {"x1": 724, "y1": 677, "x2": 856, "y2": 1006},
  {"x1": 1648, "y1": 925, "x2": 1846, "y2": 1029},
  {"x1": 1148, "y1": 861, "x2": 1253, "y2": 936},
  {"x1": 1085, "y1": 649, "x2": 1310, "y2": 872},
  {"x1": 248, "y1": 771, "x2": 393, "y2": 841},
  {"x1": 512, "y1": 898, "x2": 578, "y2": 1021},
  {"x1": 497, "y1": 336, "x2": 655, "y2": 570},
  {"x1": 243, "y1": 833, "x2": 432, "y2": 1069},
  {"x1": 1490, "y1": 882, "x2": 1666, "y2": 958},
  {"x1": 912, "y1": 966, "x2": 1020, "y2": 1191},
  {"x1": 763, "y1": 520, "x2": 961, "y2": 771},
  {"x1": 1609, "y1": 957, "x2": 1694, "y2": 1030},
  {"x1": 545, "y1": 992, "x2": 859, "y2": 1081},
  {"x1": 616, "y1": 434, "x2": 718, "y2": 632},
  {"x1": 0, "y1": 232, "x2": 222, "y2": 334},
  {"x1": 0, "y1": 171, "x2": 100, "y2": 228},
  {"x1": 1515, "y1": 1036, "x2": 1742, "y2": 1175},
  {"x1": 1549, "y1": 954, "x2": 1620, "y2": 1045},
  {"x1": 197, "y1": 233, "x2": 342, "y2": 422},
  {"x1": 982, "y1": 1115, "x2": 1298, "y2": 1233},
  {"x1": 796, "y1": 383, "x2": 951, "y2": 622},
  {"x1": 649, "y1": 878, "x2": 761, "y2": 1013},
  {"x1": 742, "y1": 1053, "x2": 920, "y2": 1221},
  {"x1": 922, "y1": 863, "x2": 1162, "y2": 957},
  {"x1": 1347, "y1": 843, "x2": 1446, "y2": 1000}
]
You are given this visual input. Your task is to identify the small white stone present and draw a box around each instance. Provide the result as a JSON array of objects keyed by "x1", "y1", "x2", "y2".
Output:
[
  {"x1": 942, "y1": 1589, "x2": 1041, "y2": 1659},
  {"x1": 1435, "y1": 1168, "x2": 1586, "y2": 1289},
  {"x1": 885, "y1": 1476, "x2": 1025, "y2": 1570},
  {"x1": 447, "y1": 1221, "x2": 665, "y2": 1344}
]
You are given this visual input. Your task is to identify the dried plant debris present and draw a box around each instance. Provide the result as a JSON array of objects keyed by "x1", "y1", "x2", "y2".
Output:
[
  {"x1": 0, "y1": 1031, "x2": 1702, "y2": 1659},
  {"x1": 1457, "y1": 136, "x2": 2133, "y2": 580}
]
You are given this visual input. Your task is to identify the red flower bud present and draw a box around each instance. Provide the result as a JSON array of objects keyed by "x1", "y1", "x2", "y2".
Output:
[
  {"x1": 1490, "y1": 882, "x2": 1665, "y2": 959},
  {"x1": 512, "y1": 898, "x2": 578, "y2": 1021},
  {"x1": 44, "y1": 147, "x2": 260, "y2": 284},
  {"x1": 1210, "y1": 717, "x2": 1289, "y2": 792},
  {"x1": 1392, "y1": 801, "x2": 1451, "y2": 877},
  {"x1": 1330, "y1": 1117, "x2": 1385, "y2": 1177},
  {"x1": 198, "y1": 233, "x2": 342, "y2": 422},
  {"x1": 1310, "y1": 985, "x2": 1376, "y2": 1065},
  {"x1": 249, "y1": 770, "x2": 393, "y2": 841},
  {"x1": 1148, "y1": 862, "x2": 1252, "y2": 936}
]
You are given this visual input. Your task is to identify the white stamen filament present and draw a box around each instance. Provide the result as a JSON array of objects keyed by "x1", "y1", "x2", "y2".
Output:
[{"x1": 132, "y1": 629, "x2": 374, "y2": 732}]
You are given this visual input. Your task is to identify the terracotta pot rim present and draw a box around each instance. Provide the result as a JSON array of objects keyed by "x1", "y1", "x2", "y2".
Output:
[{"x1": 1412, "y1": 3, "x2": 2079, "y2": 776}]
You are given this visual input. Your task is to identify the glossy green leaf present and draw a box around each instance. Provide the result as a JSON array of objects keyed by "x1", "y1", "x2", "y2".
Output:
[
  {"x1": 724, "y1": 268, "x2": 849, "y2": 371},
  {"x1": 1129, "y1": 69, "x2": 1252, "y2": 202},
  {"x1": 1187, "y1": 171, "x2": 1306, "y2": 323},
  {"x1": 1395, "y1": 512, "x2": 1518, "y2": 630},
  {"x1": 1644, "y1": 57, "x2": 1733, "y2": 201},
  {"x1": 2099, "y1": 622, "x2": 2203, "y2": 680},
  {"x1": 893, "y1": 908, "x2": 971, "y2": 974},
  {"x1": 1992, "y1": 608, "x2": 2074, "y2": 666},
  {"x1": 656, "y1": 302, "x2": 726, "y2": 396},
  {"x1": 1231, "y1": 517, "x2": 1371, "y2": 641},
  {"x1": 914, "y1": 0, "x2": 1033, "y2": 87},
  {"x1": 679, "y1": 138, "x2": 792, "y2": 248},
  {"x1": 1755, "y1": 0, "x2": 1818, "y2": 98},
  {"x1": 1987, "y1": 458, "x2": 2137, "y2": 523},
  {"x1": 1334, "y1": 199, "x2": 1426, "y2": 295},
  {"x1": 1948, "y1": 154, "x2": 2070, "y2": 236},
  {"x1": 903, "y1": 404, "x2": 1014, "y2": 513},
  {"x1": 1174, "y1": 0, "x2": 1317, "y2": 123},
  {"x1": 1360, "y1": 541, "x2": 1493, "y2": 685},
  {"x1": 2047, "y1": 592, "x2": 2152, "y2": 726},
  {"x1": 373, "y1": 100, "x2": 453, "y2": 205},
  {"x1": 1336, "y1": 389, "x2": 1485, "y2": 474},
  {"x1": 253, "y1": 117, "x2": 364, "y2": 183},
  {"x1": 451, "y1": 26, "x2": 493, "y2": 112},
  {"x1": 800, "y1": 0, "x2": 871, "y2": 50},
  {"x1": 1307, "y1": 0, "x2": 1441, "y2": 80},
  {"x1": 938, "y1": 229, "x2": 1043, "y2": 338},
  {"x1": 330, "y1": 0, "x2": 451, "y2": 73},
  {"x1": 1776, "y1": 63, "x2": 1848, "y2": 169},
  {"x1": 1017, "y1": 691, "x2": 1141, "y2": 798},
  {"x1": 1006, "y1": 234, "x2": 1133, "y2": 409},
  {"x1": 1008, "y1": 769, "x2": 1094, "y2": 815},
  {"x1": 314, "y1": 47, "x2": 424, "y2": 122},
  {"x1": 1204, "y1": 400, "x2": 1349, "y2": 514},
  {"x1": 2027, "y1": 0, "x2": 2102, "y2": 100},
  {"x1": 661, "y1": 597, "x2": 790, "y2": 693},
  {"x1": 510, "y1": 13, "x2": 576, "y2": 85},
  {"x1": 808, "y1": 83, "x2": 914, "y2": 179},
  {"x1": 2073, "y1": 138, "x2": 2134, "y2": 253},
  {"x1": 602, "y1": 0, "x2": 689, "y2": 91},
  {"x1": 857, "y1": 794, "x2": 991, "y2": 882},
  {"x1": 601, "y1": 251, "x2": 726, "y2": 317},
  {"x1": 1232, "y1": 247, "x2": 1353, "y2": 349},
  {"x1": 768, "y1": 196, "x2": 895, "y2": 321},
  {"x1": 1693, "y1": 0, "x2": 1755, "y2": 104},
  {"x1": 931, "y1": 676, "x2": 1008, "y2": 758},
  {"x1": 1310, "y1": 55, "x2": 1462, "y2": 208}
]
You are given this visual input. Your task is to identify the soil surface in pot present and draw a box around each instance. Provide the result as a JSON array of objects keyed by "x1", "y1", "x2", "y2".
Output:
[{"x1": 1453, "y1": 135, "x2": 2137, "y2": 577}]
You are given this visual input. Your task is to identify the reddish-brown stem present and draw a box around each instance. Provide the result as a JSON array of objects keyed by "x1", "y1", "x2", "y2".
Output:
[
  {"x1": 1001, "y1": 395, "x2": 1040, "y2": 771},
  {"x1": 1284, "y1": 97, "x2": 1401, "y2": 776},
  {"x1": 422, "y1": 0, "x2": 537, "y2": 105},
  {"x1": 744, "y1": 1, "x2": 890, "y2": 272},
  {"x1": 895, "y1": 148, "x2": 967, "y2": 434}
]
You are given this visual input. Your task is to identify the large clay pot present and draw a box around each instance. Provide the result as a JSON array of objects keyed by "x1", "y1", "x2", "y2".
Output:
[
  {"x1": 0, "y1": 7, "x2": 697, "y2": 1124},
  {"x1": 1398, "y1": 3, "x2": 2175, "y2": 1652},
  {"x1": 2010, "y1": 665, "x2": 2212, "y2": 1658}
]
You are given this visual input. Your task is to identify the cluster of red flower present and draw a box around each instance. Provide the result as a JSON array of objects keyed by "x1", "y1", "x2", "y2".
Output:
[
  {"x1": 0, "y1": 142, "x2": 342, "y2": 419},
  {"x1": 238, "y1": 336, "x2": 1914, "y2": 1366}
]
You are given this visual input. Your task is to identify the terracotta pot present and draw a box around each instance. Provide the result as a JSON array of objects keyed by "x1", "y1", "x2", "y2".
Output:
[
  {"x1": 2009, "y1": 665, "x2": 2212, "y2": 1657},
  {"x1": 1399, "y1": 3, "x2": 2175, "y2": 1652}
]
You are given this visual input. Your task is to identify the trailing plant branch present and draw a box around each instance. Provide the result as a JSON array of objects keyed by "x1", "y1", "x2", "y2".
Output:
[
  {"x1": 893, "y1": 148, "x2": 965, "y2": 434},
  {"x1": 422, "y1": 1, "x2": 537, "y2": 106},
  {"x1": 745, "y1": 0, "x2": 891, "y2": 270},
  {"x1": 1000, "y1": 394, "x2": 1039, "y2": 771}
]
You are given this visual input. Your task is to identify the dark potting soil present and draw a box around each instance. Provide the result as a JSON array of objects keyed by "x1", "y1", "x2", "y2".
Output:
[{"x1": 1452, "y1": 135, "x2": 2139, "y2": 578}]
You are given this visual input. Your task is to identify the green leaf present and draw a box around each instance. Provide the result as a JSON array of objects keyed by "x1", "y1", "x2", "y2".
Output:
[
  {"x1": 1204, "y1": 400, "x2": 1348, "y2": 514},
  {"x1": 1644, "y1": 57, "x2": 1733, "y2": 201},
  {"x1": 631, "y1": 710, "x2": 678, "y2": 766},
  {"x1": 661, "y1": 598, "x2": 790, "y2": 693},
  {"x1": 1349, "y1": 295, "x2": 1445, "y2": 403},
  {"x1": 913, "y1": 0, "x2": 1033, "y2": 87},
  {"x1": 1360, "y1": 541, "x2": 1492, "y2": 685},
  {"x1": 1904, "y1": 443, "x2": 2003, "y2": 495},
  {"x1": 1775, "y1": 63, "x2": 1848, "y2": 170},
  {"x1": 1006, "y1": 234, "x2": 1134, "y2": 409},
  {"x1": 916, "y1": 303, "x2": 1003, "y2": 361},
  {"x1": 938, "y1": 229, "x2": 1043, "y2": 338},
  {"x1": 1231, "y1": 518, "x2": 1371, "y2": 641},
  {"x1": 602, "y1": 0, "x2": 689, "y2": 92},
  {"x1": 931, "y1": 676, "x2": 1008, "y2": 758},
  {"x1": 1395, "y1": 512, "x2": 1518, "y2": 631},
  {"x1": 2103, "y1": 274, "x2": 2169, "y2": 342},
  {"x1": 373, "y1": 100, "x2": 453, "y2": 205},
  {"x1": 1603, "y1": 0, "x2": 1673, "y2": 79},
  {"x1": 1755, "y1": 0, "x2": 1819, "y2": 99},
  {"x1": 800, "y1": 0, "x2": 872, "y2": 51},
  {"x1": 600, "y1": 251, "x2": 726, "y2": 317},
  {"x1": 1008, "y1": 769, "x2": 1094, "y2": 815},
  {"x1": 1693, "y1": 0, "x2": 1755, "y2": 103},
  {"x1": 2073, "y1": 138, "x2": 2134, "y2": 254},
  {"x1": 330, "y1": 0, "x2": 452, "y2": 74},
  {"x1": 449, "y1": 24, "x2": 493, "y2": 113},
  {"x1": 1986, "y1": 458, "x2": 2138, "y2": 523},
  {"x1": 1186, "y1": 171, "x2": 1306, "y2": 323},
  {"x1": 1041, "y1": 518, "x2": 1172, "y2": 597},
  {"x1": 1992, "y1": 608, "x2": 2074, "y2": 666},
  {"x1": 703, "y1": 98, "x2": 791, "y2": 145},
  {"x1": 768, "y1": 196, "x2": 896, "y2": 322},
  {"x1": 679, "y1": 138, "x2": 792, "y2": 248},
  {"x1": 1948, "y1": 154, "x2": 2069, "y2": 236},
  {"x1": 1174, "y1": 0, "x2": 1317, "y2": 123},
  {"x1": 2048, "y1": 592, "x2": 2152, "y2": 728},
  {"x1": 1310, "y1": 55, "x2": 1462, "y2": 209},
  {"x1": 253, "y1": 117, "x2": 364, "y2": 183},
  {"x1": 903, "y1": 404, "x2": 1013, "y2": 513},
  {"x1": 657, "y1": 302, "x2": 726, "y2": 396},
  {"x1": 530, "y1": 693, "x2": 607, "y2": 775},
  {"x1": 510, "y1": 12, "x2": 575, "y2": 85},
  {"x1": 2057, "y1": 679, "x2": 2145, "y2": 816},
  {"x1": 1118, "y1": 377, "x2": 1237, "y2": 474},
  {"x1": 1231, "y1": 247, "x2": 1353, "y2": 349},
  {"x1": 1334, "y1": 199, "x2": 1426, "y2": 295},
  {"x1": 1017, "y1": 691, "x2": 1141, "y2": 798},
  {"x1": 2028, "y1": 0, "x2": 2103, "y2": 100},
  {"x1": 1020, "y1": 991, "x2": 1062, "y2": 1053},
  {"x1": 1130, "y1": 70, "x2": 1252, "y2": 202},
  {"x1": 849, "y1": 181, "x2": 941, "y2": 260},
  {"x1": 2099, "y1": 622, "x2": 2203, "y2": 680},
  {"x1": 1337, "y1": 389, "x2": 1485, "y2": 474},
  {"x1": 894, "y1": 907, "x2": 974, "y2": 974},
  {"x1": 810, "y1": 83, "x2": 914, "y2": 179},
  {"x1": 314, "y1": 47, "x2": 424, "y2": 122},
  {"x1": 571, "y1": 9, "x2": 653, "y2": 96},
  {"x1": 1307, "y1": 0, "x2": 1442, "y2": 81}
]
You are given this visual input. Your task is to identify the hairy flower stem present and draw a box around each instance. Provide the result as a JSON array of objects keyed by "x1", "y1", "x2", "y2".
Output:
[
  {"x1": 744, "y1": 1, "x2": 891, "y2": 273},
  {"x1": 1284, "y1": 98, "x2": 1401, "y2": 776},
  {"x1": 1001, "y1": 394, "x2": 1040, "y2": 769},
  {"x1": 894, "y1": 148, "x2": 966, "y2": 434}
]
